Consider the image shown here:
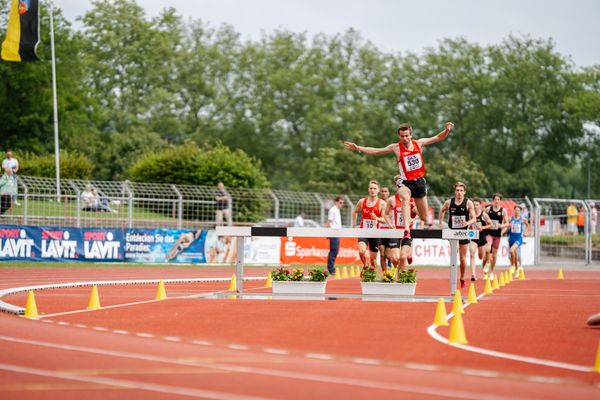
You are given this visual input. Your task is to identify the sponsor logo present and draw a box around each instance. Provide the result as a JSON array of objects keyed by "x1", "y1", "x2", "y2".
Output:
[
  {"x1": 84, "y1": 231, "x2": 121, "y2": 259},
  {"x1": 0, "y1": 229, "x2": 33, "y2": 258},
  {"x1": 441, "y1": 229, "x2": 479, "y2": 240},
  {"x1": 41, "y1": 229, "x2": 77, "y2": 258}
]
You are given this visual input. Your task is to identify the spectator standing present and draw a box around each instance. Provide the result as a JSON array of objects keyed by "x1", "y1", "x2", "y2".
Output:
[
  {"x1": 215, "y1": 181, "x2": 232, "y2": 226},
  {"x1": 577, "y1": 207, "x2": 585, "y2": 235},
  {"x1": 0, "y1": 167, "x2": 17, "y2": 214},
  {"x1": 325, "y1": 197, "x2": 344, "y2": 276},
  {"x1": 2, "y1": 150, "x2": 19, "y2": 206},
  {"x1": 566, "y1": 202, "x2": 578, "y2": 235}
]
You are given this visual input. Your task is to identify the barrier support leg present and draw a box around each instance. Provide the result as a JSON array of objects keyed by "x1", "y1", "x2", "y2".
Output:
[
  {"x1": 450, "y1": 239, "x2": 458, "y2": 295},
  {"x1": 236, "y1": 236, "x2": 245, "y2": 293}
]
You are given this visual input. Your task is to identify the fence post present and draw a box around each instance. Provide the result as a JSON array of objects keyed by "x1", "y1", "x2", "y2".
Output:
[
  {"x1": 533, "y1": 198, "x2": 541, "y2": 265},
  {"x1": 583, "y1": 201, "x2": 591, "y2": 264},
  {"x1": 67, "y1": 180, "x2": 81, "y2": 228},
  {"x1": 18, "y1": 176, "x2": 28, "y2": 225},
  {"x1": 313, "y1": 193, "x2": 324, "y2": 226},
  {"x1": 344, "y1": 195, "x2": 353, "y2": 227},
  {"x1": 172, "y1": 184, "x2": 183, "y2": 230},
  {"x1": 268, "y1": 190, "x2": 279, "y2": 225},
  {"x1": 124, "y1": 180, "x2": 134, "y2": 228}
]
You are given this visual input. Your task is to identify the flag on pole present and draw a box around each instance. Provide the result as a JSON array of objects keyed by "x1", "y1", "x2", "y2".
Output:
[{"x1": 1, "y1": 0, "x2": 40, "y2": 61}]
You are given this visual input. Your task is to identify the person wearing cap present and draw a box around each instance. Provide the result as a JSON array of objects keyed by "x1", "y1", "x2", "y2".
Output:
[{"x1": 344, "y1": 121, "x2": 454, "y2": 239}]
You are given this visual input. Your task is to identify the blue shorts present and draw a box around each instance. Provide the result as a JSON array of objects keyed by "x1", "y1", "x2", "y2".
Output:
[{"x1": 508, "y1": 236, "x2": 523, "y2": 248}]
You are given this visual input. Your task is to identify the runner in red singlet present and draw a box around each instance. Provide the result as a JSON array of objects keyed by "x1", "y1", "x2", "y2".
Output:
[
  {"x1": 352, "y1": 180, "x2": 388, "y2": 269},
  {"x1": 385, "y1": 175, "x2": 418, "y2": 274},
  {"x1": 344, "y1": 122, "x2": 453, "y2": 238},
  {"x1": 377, "y1": 185, "x2": 393, "y2": 270}
]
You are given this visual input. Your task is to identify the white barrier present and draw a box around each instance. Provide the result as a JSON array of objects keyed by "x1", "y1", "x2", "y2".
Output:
[{"x1": 216, "y1": 227, "x2": 479, "y2": 295}]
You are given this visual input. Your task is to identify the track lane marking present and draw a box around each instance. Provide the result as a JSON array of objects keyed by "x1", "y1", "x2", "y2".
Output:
[
  {"x1": 0, "y1": 362, "x2": 273, "y2": 400},
  {"x1": 0, "y1": 335, "x2": 535, "y2": 400}
]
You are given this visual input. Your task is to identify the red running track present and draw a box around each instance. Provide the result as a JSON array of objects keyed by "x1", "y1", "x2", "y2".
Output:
[{"x1": 0, "y1": 266, "x2": 599, "y2": 399}]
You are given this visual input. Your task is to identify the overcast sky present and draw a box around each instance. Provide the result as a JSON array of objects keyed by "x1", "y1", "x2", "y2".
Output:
[{"x1": 58, "y1": 0, "x2": 599, "y2": 67}]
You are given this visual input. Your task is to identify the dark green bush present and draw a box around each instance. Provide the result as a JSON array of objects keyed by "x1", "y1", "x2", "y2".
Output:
[{"x1": 18, "y1": 151, "x2": 93, "y2": 180}]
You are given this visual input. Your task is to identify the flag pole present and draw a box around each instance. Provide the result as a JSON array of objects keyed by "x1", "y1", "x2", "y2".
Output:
[{"x1": 49, "y1": 3, "x2": 60, "y2": 200}]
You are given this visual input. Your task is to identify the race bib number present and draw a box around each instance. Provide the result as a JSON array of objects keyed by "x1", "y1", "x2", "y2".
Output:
[
  {"x1": 403, "y1": 153, "x2": 422, "y2": 171},
  {"x1": 511, "y1": 222, "x2": 522, "y2": 234},
  {"x1": 395, "y1": 212, "x2": 405, "y2": 226},
  {"x1": 452, "y1": 216, "x2": 466, "y2": 228},
  {"x1": 491, "y1": 220, "x2": 499, "y2": 229},
  {"x1": 363, "y1": 219, "x2": 376, "y2": 229}
]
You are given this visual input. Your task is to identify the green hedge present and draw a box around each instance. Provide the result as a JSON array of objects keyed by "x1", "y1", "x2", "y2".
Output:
[{"x1": 17, "y1": 151, "x2": 93, "y2": 179}]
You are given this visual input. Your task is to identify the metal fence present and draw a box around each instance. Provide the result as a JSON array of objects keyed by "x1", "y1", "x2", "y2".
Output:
[{"x1": 1, "y1": 176, "x2": 598, "y2": 265}]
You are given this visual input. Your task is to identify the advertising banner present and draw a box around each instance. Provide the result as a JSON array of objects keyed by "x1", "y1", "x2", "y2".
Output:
[
  {"x1": 280, "y1": 236, "x2": 361, "y2": 265},
  {"x1": 124, "y1": 229, "x2": 207, "y2": 263}
]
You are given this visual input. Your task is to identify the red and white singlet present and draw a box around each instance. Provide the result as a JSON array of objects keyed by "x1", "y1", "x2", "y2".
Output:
[
  {"x1": 360, "y1": 198, "x2": 382, "y2": 229},
  {"x1": 392, "y1": 194, "x2": 415, "y2": 229},
  {"x1": 397, "y1": 140, "x2": 426, "y2": 181}
]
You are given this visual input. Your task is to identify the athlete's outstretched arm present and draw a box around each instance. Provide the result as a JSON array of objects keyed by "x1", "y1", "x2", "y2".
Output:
[
  {"x1": 417, "y1": 122, "x2": 454, "y2": 147},
  {"x1": 344, "y1": 141, "x2": 396, "y2": 156},
  {"x1": 438, "y1": 200, "x2": 450, "y2": 229}
]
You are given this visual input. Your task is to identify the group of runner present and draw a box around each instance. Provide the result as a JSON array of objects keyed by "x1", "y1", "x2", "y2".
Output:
[{"x1": 344, "y1": 122, "x2": 530, "y2": 287}]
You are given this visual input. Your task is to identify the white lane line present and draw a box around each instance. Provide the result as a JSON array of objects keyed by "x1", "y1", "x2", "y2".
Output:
[
  {"x1": 191, "y1": 340, "x2": 213, "y2": 346},
  {"x1": 0, "y1": 335, "x2": 532, "y2": 400},
  {"x1": 56, "y1": 321, "x2": 70, "y2": 326},
  {"x1": 227, "y1": 344, "x2": 248, "y2": 350},
  {"x1": 351, "y1": 358, "x2": 381, "y2": 366},
  {"x1": 0, "y1": 362, "x2": 272, "y2": 400},
  {"x1": 73, "y1": 324, "x2": 87, "y2": 329},
  {"x1": 112, "y1": 330, "x2": 129, "y2": 335},
  {"x1": 427, "y1": 297, "x2": 594, "y2": 373},
  {"x1": 403, "y1": 362, "x2": 437, "y2": 371},
  {"x1": 262, "y1": 348, "x2": 288, "y2": 355},
  {"x1": 164, "y1": 336, "x2": 182, "y2": 342},
  {"x1": 93, "y1": 326, "x2": 109, "y2": 332},
  {"x1": 304, "y1": 353, "x2": 334, "y2": 360},
  {"x1": 136, "y1": 333, "x2": 154, "y2": 338}
]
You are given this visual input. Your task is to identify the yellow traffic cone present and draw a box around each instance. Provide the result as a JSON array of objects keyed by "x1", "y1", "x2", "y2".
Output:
[
  {"x1": 448, "y1": 311, "x2": 468, "y2": 345},
  {"x1": 433, "y1": 297, "x2": 449, "y2": 326},
  {"x1": 506, "y1": 270, "x2": 513, "y2": 283},
  {"x1": 24, "y1": 290, "x2": 38, "y2": 318},
  {"x1": 452, "y1": 289, "x2": 464, "y2": 314},
  {"x1": 557, "y1": 268, "x2": 564, "y2": 280},
  {"x1": 342, "y1": 266, "x2": 349, "y2": 279},
  {"x1": 499, "y1": 271, "x2": 506, "y2": 287},
  {"x1": 228, "y1": 274, "x2": 237, "y2": 291},
  {"x1": 483, "y1": 275, "x2": 493, "y2": 294},
  {"x1": 519, "y1": 268, "x2": 526, "y2": 280},
  {"x1": 355, "y1": 265, "x2": 361, "y2": 277},
  {"x1": 349, "y1": 265, "x2": 357, "y2": 278},
  {"x1": 87, "y1": 285, "x2": 101, "y2": 310},
  {"x1": 334, "y1": 267, "x2": 341, "y2": 280},
  {"x1": 509, "y1": 266, "x2": 515, "y2": 276},
  {"x1": 492, "y1": 274, "x2": 499, "y2": 290},
  {"x1": 155, "y1": 280, "x2": 167, "y2": 300},
  {"x1": 467, "y1": 282, "x2": 478, "y2": 304},
  {"x1": 265, "y1": 272, "x2": 272, "y2": 287},
  {"x1": 594, "y1": 339, "x2": 600, "y2": 373}
]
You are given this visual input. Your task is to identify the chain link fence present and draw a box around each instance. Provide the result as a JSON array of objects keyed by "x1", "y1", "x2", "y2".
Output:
[{"x1": 1, "y1": 176, "x2": 598, "y2": 265}]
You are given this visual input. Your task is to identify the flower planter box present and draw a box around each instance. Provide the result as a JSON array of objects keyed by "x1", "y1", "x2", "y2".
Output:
[
  {"x1": 360, "y1": 282, "x2": 417, "y2": 296},
  {"x1": 271, "y1": 281, "x2": 327, "y2": 295}
]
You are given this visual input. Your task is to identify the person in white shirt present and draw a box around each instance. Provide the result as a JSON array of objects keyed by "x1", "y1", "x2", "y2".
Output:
[
  {"x1": 2, "y1": 150, "x2": 19, "y2": 205},
  {"x1": 293, "y1": 211, "x2": 305, "y2": 227},
  {"x1": 590, "y1": 202, "x2": 598, "y2": 235},
  {"x1": 325, "y1": 197, "x2": 344, "y2": 275}
]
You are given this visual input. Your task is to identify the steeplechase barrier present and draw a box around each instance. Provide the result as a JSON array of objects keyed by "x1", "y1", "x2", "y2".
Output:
[{"x1": 216, "y1": 227, "x2": 479, "y2": 295}]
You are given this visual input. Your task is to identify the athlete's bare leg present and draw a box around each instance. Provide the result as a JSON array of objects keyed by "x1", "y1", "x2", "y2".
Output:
[
  {"x1": 458, "y1": 243, "x2": 468, "y2": 287},
  {"x1": 378, "y1": 243, "x2": 387, "y2": 272},
  {"x1": 390, "y1": 247, "x2": 400, "y2": 269},
  {"x1": 397, "y1": 186, "x2": 413, "y2": 234},
  {"x1": 358, "y1": 242, "x2": 369, "y2": 267},
  {"x1": 413, "y1": 197, "x2": 430, "y2": 228},
  {"x1": 468, "y1": 241, "x2": 477, "y2": 278}
]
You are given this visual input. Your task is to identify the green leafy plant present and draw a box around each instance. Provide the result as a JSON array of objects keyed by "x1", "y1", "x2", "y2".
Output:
[
  {"x1": 271, "y1": 267, "x2": 291, "y2": 281},
  {"x1": 290, "y1": 268, "x2": 305, "y2": 281},
  {"x1": 397, "y1": 269, "x2": 417, "y2": 283},
  {"x1": 361, "y1": 266, "x2": 377, "y2": 282},
  {"x1": 308, "y1": 266, "x2": 328, "y2": 282}
]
